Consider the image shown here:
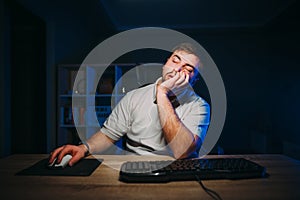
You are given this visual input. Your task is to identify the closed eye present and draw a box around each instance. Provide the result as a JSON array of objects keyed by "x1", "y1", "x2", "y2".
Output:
[
  {"x1": 171, "y1": 54, "x2": 196, "y2": 73},
  {"x1": 172, "y1": 55, "x2": 181, "y2": 63},
  {"x1": 183, "y1": 65, "x2": 195, "y2": 73}
]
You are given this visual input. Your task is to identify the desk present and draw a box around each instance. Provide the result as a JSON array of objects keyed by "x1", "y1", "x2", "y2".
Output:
[{"x1": 0, "y1": 154, "x2": 300, "y2": 200}]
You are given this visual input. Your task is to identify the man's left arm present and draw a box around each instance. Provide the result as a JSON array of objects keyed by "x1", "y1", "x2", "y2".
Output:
[
  {"x1": 156, "y1": 91, "x2": 197, "y2": 158},
  {"x1": 156, "y1": 80, "x2": 209, "y2": 158}
]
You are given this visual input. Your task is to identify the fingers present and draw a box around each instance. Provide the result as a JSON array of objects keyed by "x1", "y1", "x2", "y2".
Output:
[
  {"x1": 160, "y1": 73, "x2": 179, "y2": 93},
  {"x1": 174, "y1": 72, "x2": 186, "y2": 86},
  {"x1": 167, "y1": 71, "x2": 181, "y2": 84},
  {"x1": 69, "y1": 153, "x2": 84, "y2": 167},
  {"x1": 174, "y1": 72, "x2": 189, "y2": 91},
  {"x1": 49, "y1": 145, "x2": 86, "y2": 167},
  {"x1": 184, "y1": 74, "x2": 190, "y2": 85},
  {"x1": 56, "y1": 145, "x2": 74, "y2": 163},
  {"x1": 160, "y1": 71, "x2": 190, "y2": 95},
  {"x1": 48, "y1": 146, "x2": 64, "y2": 163},
  {"x1": 165, "y1": 72, "x2": 181, "y2": 86}
]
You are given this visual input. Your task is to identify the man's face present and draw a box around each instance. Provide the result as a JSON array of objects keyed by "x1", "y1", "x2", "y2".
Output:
[{"x1": 162, "y1": 50, "x2": 200, "y2": 85}]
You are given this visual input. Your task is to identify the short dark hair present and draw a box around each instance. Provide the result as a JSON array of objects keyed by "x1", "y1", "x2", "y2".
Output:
[
  {"x1": 172, "y1": 42, "x2": 203, "y2": 70},
  {"x1": 172, "y1": 43, "x2": 201, "y2": 59}
]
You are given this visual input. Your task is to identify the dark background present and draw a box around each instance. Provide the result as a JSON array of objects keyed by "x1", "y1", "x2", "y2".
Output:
[{"x1": 0, "y1": 0, "x2": 299, "y2": 159}]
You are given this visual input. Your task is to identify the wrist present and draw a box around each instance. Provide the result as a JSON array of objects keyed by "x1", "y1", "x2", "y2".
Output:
[
  {"x1": 79, "y1": 141, "x2": 91, "y2": 156},
  {"x1": 157, "y1": 84, "x2": 170, "y2": 95}
]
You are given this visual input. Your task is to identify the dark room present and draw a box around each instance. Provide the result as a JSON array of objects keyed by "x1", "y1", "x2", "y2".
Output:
[{"x1": 1, "y1": 0, "x2": 300, "y2": 199}]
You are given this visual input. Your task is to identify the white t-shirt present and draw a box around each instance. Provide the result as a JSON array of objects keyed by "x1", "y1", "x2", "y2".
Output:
[{"x1": 100, "y1": 78, "x2": 210, "y2": 156}]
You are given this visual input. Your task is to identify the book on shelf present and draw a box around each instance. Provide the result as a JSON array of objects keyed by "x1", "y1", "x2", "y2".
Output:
[
  {"x1": 68, "y1": 70, "x2": 85, "y2": 95},
  {"x1": 60, "y1": 106, "x2": 111, "y2": 127},
  {"x1": 97, "y1": 77, "x2": 113, "y2": 94}
]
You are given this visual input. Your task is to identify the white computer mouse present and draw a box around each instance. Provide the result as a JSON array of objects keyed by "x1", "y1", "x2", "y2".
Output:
[{"x1": 48, "y1": 154, "x2": 72, "y2": 168}]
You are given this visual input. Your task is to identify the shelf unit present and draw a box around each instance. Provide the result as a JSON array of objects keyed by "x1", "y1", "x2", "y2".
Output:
[{"x1": 57, "y1": 63, "x2": 137, "y2": 148}]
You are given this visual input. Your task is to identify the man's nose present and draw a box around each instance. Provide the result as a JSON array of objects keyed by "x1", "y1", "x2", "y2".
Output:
[{"x1": 174, "y1": 65, "x2": 183, "y2": 72}]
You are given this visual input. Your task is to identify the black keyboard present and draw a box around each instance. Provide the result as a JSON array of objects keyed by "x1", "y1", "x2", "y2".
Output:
[{"x1": 119, "y1": 158, "x2": 267, "y2": 183}]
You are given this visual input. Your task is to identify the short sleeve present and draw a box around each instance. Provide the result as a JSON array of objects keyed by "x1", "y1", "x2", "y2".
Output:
[
  {"x1": 100, "y1": 92, "x2": 132, "y2": 141},
  {"x1": 181, "y1": 101, "x2": 210, "y2": 142}
]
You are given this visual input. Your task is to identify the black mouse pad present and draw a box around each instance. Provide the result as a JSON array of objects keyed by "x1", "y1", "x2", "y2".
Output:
[{"x1": 15, "y1": 158, "x2": 102, "y2": 176}]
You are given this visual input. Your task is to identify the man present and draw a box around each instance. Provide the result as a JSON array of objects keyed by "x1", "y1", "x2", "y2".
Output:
[{"x1": 49, "y1": 43, "x2": 210, "y2": 166}]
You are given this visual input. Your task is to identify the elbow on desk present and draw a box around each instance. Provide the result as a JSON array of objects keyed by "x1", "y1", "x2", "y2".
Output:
[
  {"x1": 172, "y1": 146, "x2": 200, "y2": 160},
  {"x1": 172, "y1": 139, "x2": 201, "y2": 159}
]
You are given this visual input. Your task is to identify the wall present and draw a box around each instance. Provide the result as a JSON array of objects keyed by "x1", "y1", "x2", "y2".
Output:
[
  {"x1": 2, "y1": 1, "x2": 299, "y2": 158},
  {"x1": 187, "y1": 28, "x2": 300, "y2": 155},
  {"x1": 0, "y1": 0, "x2": 12, "y2": 157},
  {"x1": 0, "y1": 0, "x2": 4, "y2": 156},
  {"x1": 9, "y1": 1, "x2": 47, "y2": 153}
]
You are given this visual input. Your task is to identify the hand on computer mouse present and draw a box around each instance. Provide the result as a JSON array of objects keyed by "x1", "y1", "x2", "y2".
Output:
[
  {"x1": 48, "y1": 154, "x2": 72, "y2": 168},
  {"x1": 49, "y1": 144, "x2": 88, "y2": 167}
]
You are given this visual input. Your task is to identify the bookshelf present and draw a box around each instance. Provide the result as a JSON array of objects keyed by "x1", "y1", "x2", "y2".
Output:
[{"x1": 57, "y1": 64, "x2": 137, "y2": 147}]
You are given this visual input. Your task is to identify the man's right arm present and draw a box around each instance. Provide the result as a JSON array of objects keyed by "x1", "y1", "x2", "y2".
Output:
[
  {"x1": 49, "y1": 131, "x2": 115, "y2": 166},
  {"x1": 50, "y1": 90, "x2": 133, "y2": 166}
]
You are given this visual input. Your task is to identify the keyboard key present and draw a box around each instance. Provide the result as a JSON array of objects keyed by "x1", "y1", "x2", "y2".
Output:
[{"x1": 119, "y1": 158, "x2": 267, "y2": 183}]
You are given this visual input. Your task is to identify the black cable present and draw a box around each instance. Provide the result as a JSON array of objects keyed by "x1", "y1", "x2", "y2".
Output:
[{"x1": 195, "y1": 175, "x2": 223, "y2": 200}]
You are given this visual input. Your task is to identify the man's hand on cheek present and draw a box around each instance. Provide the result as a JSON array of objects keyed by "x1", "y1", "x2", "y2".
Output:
[{"x1": 159, "y1": 72, "x2": 190, "y2": 96}]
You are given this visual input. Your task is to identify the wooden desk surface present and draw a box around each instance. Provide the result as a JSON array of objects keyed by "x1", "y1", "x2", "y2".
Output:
[{"x1": 0, "y1": 154, "x2": 300, "y2": 200}]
